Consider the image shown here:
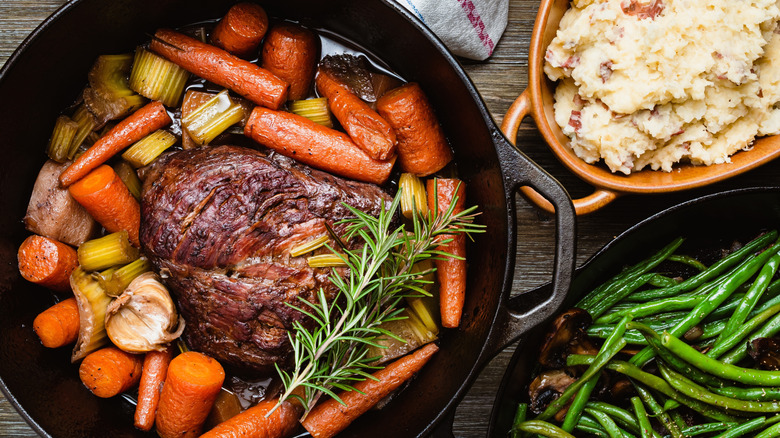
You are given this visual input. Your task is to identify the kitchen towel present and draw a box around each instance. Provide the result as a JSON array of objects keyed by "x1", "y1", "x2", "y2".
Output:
[{"x1": 394, "y1": 0, "x2": 509, "y2": 60}]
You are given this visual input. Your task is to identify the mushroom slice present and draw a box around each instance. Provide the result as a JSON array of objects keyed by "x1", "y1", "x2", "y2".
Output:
[
  {"x1": 105, "y1": 272, "x2": 184, "y2": 353},
  {"x1": 538, "y1": 308, "x2": 595, "y2": 368},
  {"x1": 748, "y1": 337, "x2": 780, "y2": 370},
  {"x1": 528, "y1": 369, "x2": 577, "y2": 416}
]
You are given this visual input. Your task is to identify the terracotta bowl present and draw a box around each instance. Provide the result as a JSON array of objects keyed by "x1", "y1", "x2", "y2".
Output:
[{"x1": 502, "y1": 0, "x2": 780, "y2": 215}]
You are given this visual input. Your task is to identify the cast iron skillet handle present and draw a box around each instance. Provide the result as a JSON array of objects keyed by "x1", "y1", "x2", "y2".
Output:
[
  {"x1": 485, "y1": 122, "x2": 577, "y2": 356},
  {"x1": 502, "y1": 89, "x2": 618, "y2": 215}
]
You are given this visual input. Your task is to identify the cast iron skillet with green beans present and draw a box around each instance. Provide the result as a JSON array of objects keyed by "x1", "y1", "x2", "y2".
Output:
[{"x1": 488, "y1": 187, "x2": 780, "y2": 437}]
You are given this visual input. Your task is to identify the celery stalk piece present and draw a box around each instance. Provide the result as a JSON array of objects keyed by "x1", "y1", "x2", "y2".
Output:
[
  {"x1": 71, "y1": 267, "x2": 112, "y2": 362},
  {"x1": 407, "y1": 297, "x2": 440, "y2": 334},
  {"x1": 47, "y1": 115, "x2": 79, "y2": 162},
  {"x1": 129, "y1": 47, "x2": 190, "y2": 107},
  {"x1": 399, "y1": 173, "x2": 429, "y2": 219},
  {"x1": 84, "y1": 53, "x2": 146, "y2": 126},
  {"x1": 289, "y1": 97, "x2": 333, "y2": 128},
  {"x1": 290, "y1": 234, "x2": 330, "y2": 257},
  {"x1": 181, "y1": 90, "x2": 246, "y2": 145},
  {"x1": 113, "y1": 161, "x2": 143, "y2": 200},
  {"x1": 104, "y1": 257, "x2": 153, "y2": 297},
  {"x1": 77, "y1": 231, "x2": 140, "y2": 272},
  {"x1": 122, "y1": 130, "x2": 177, "y2": 168},
  {"x1": 307, "y1": 254, "x2": 348, "y2": 268},
  {"x1": 68, "y1": 105, "x2": 97, "y2": 159}
]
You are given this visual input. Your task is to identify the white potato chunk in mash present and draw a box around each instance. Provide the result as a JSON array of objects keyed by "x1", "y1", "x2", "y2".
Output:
[{"x1": 545, "y1": 0, "x2": 780, "y2": 174}]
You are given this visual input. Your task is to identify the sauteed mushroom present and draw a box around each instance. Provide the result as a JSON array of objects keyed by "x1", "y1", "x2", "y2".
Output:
[
  {"x1": 528, "y1": 369, "x2": 576, "y2": 419},
  {"x1": 538, "y1": 308, "x2": 597, "y2": 368}
]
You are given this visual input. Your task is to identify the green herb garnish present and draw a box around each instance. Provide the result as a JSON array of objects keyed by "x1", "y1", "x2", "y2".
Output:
[{"x1": 274, "y1": 188, "x2": 483, "y2": 417}]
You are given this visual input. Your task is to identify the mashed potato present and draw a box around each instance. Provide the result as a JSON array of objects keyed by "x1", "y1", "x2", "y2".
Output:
[{"x1": 544, "y1": 0, "x2": 780, "y2": 174}]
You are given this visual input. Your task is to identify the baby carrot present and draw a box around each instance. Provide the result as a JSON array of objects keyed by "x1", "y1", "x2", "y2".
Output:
[
  {"x1": 262, "y1": 23, "x2": 318, "y2": 101},
  {"x1": 150, "y1": 29, "x2": 289, "y2": 109},
  {"x1": 200, "y1": 398, "x2": 302, "y2": 438},
  {"x1": 18, "y1": 234, "x2": 78, "y2": 292},
  {"x1": 316, "y1": 68, "x2": 396, "y2": 160},
  {"x1": 33, "y1": 297, "x2": 80, "y2": 348},
  {"x1": 69, "y1": 165, "x2": 141, "y2": 246},
  {"x1": 59, "y1": 101, "x2": 171, "y2": 187},
  {"x1": 427, "y1": 178, "x2": 467, "y2": 328},
  {"x1": 301, "y1": 343, "x2": 439, "y2": 438},
  {"x1": 155, "y1": 351, "x2": 225, "y2": 438},
  {"x1": 210, "y1": 3, "x2": 268, "y2": 58},
  {"x1": 134, "y1": 347, "x2": 173, "y2": 431},
  {"x1": 376, "y1": 83, "x2": 453, "y2": 176},
  {"x1": 244, "y1": 106, "x2": 395, "y2": 185},
  {"x1": 79, "y1": 346, "x2": 143, "y2": 398}
]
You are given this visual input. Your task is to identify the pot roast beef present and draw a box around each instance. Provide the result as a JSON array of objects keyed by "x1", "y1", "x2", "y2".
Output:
[{"x1": 140, "y1": 145, "x2": 391, "y2": 372}]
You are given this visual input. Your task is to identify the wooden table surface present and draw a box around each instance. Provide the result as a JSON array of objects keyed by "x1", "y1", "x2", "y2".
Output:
[{"x1": 3, "y1": 1, "x2": 780, "y2": 437}]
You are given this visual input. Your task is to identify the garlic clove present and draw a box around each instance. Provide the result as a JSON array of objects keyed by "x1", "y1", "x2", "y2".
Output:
[{"x1": 105, "y1": 271, "x2": 184, "y2": 353}]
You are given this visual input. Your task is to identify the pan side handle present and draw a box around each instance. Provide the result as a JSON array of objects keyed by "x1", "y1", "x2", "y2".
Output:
[
  {"x1": 503, "y1": 89, "x2": 619, "y2": 215},
  {"x1": 483, "y1": 112, "x2": 577, "y2": 356}
]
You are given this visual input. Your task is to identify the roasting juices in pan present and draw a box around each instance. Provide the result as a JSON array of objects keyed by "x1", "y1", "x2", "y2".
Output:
[{"x1": 18, "y1": 4, "x2": 484, "y2": 437}]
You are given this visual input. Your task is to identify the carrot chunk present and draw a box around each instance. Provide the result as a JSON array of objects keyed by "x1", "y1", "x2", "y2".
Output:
[
  {"x1": 427, "y1": 178, "x2": 467, "y2": 328},
  {"x1": 69, "y1": 165, "x2": 141, "y2": 247},
  {"x1": 211, "y1": 3, "x2": 268, "y2": 58},
  {"x1": 134, "y1": 347, "x2": 173, "y2": 431},
  {"x1": 18, "y1": 235, "x2": 78, "y2": 292},
  {"x1": 244, "y1": 106, "x2": 395, "y2": 185},
  {"x1": 301, "y1": 343, "x2": 439, "y2": 438},
  {"x1": 200, "y1": 398, "x2": 302, "y2": 438},
  {"x1": 150, "y1": 29, "x2": 288, "y2": 109},
  {"x1": 33, "y1": 297, "x2": 80, "y2": 348},
  {"x1": 59, "y1": 101, "x2": 171, "y2": 187},
  {"x1": 376, "y1": 83, "x2": 452, "y2": 176},
  {"x1": 155, "y1": 351, "x2": 225, "y2": 438},
  {"x1": 78, "y1": 346, "x2": 143, "y2": 398},
  {"x1": 316, "y1": 68, "x2": 396, "y2": 160},
  {"x1": 262, "y1": 23, "x2": 318, "y2": 101}
]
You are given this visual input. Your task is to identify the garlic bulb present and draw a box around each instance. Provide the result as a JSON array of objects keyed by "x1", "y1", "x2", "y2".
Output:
[{"x1": 105, "y1": 272, "x2": 184, "y2": 353}]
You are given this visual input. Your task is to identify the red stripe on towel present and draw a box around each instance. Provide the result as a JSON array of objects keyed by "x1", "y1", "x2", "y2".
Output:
[{"x1": 457, "y1": 0, "x2": 495, "y2": 55}]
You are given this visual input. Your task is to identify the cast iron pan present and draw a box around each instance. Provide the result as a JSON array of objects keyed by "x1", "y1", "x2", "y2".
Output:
[
  {"x1": 0, "y1": 1, "x2": 576, "y2": 437},
  {"x1": 487, "y1": 187, "x2": 780, "y2": 436}
]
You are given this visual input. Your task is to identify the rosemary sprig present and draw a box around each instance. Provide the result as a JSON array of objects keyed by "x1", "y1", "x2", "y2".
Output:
[{"x1": 273, "y1": 188, "x2": 483, "y2": 418}]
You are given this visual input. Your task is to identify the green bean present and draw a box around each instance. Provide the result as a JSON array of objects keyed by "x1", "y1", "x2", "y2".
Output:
[
  {"x1": 577, "y1": 237, "x2": 684, "y2": 312},
  {"x1": 712, "y1": 416, "x2": 767, "y2": 438},
  {"x1": 561, "y1": 376, "x2": 598, "y2": 432},
  {"x1": 628, "y1": 321, "x2": 728, "y2": 388},
  {"x1": 648, "y1": 274, "x2": 681, "y2": 288},
  {"x1": 630, "y1": 397, "x2": 654, "y2": 438},
  {"x1": 705, "y1": 292, "x2": 748, "y2": 321},
  {"x1": 596, "y1": 295, "x2": 704, "y2": 325},
  {"x1": 605, "y1": 360, "x2": 742, "y2": 423},
  {"x1": 706, "y1": 303, "x2": 780, "y2": 360},
  {"x1": 668, "y1": 254, "x2": 707, "y2": 271},
  {"x1": 662, "y1": 398, "x2": 681, "y2": 412},
  {"x1": 668, "y1": 409, "x2": 687, "y2": 433},
  {"x1": 590, "y1": 273, "x2": 657, "y2": 319},
  {"x1": 513, "y1": 420, "x2": 576, "y2": 438},
  {"x1": 585, "y1": 408, "x2": 625, "y2": 438},
  {"x1": 586, "y1": 401, "x2": 641, "y2": 435},
  {"x1": 661, "y1": 331, "x2": 780, "y2": 385},
  {"x1": 711, "y1": 385, "x2": 780, "y2": 401},
  {"x1": 755, "y1": 421, "x2": 780, "y2": 438},
  {"x1": 714, "y1": 250, "x2": 780, "y2": 350},
  {"x1": 658, "y1": 363, "x2": 780, "y2": 412},
  {"x1": 633, "y1": 384, "x2": 683, "y2": 438},
  {"x1": 719, "y1": 310, "x2": 780, "y2": 365},
  {"x1": 626, "y1": 232, "x2": 777, "y2": 302},
  {"x1": 638, "y1": 311, "x2": 688, "y2": 327},
  {"x1": 510, "y1": 403, "x2": 528, "y2": 438},
  {"x1": 587, "y1": 325, "x2": 650, "y2": 345},
  {"x1": 538, "y1": 316, "x2": 631, "y2": 422},
  {"x1": 576, "y1": 423, "x2": 609, "y2": 438},
  {"x1": 680, "y1": 422, "x2": 737, "y2": 436},
  {"x1": 632, "y1": 245, "x2": 780, "y2": 367}
]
